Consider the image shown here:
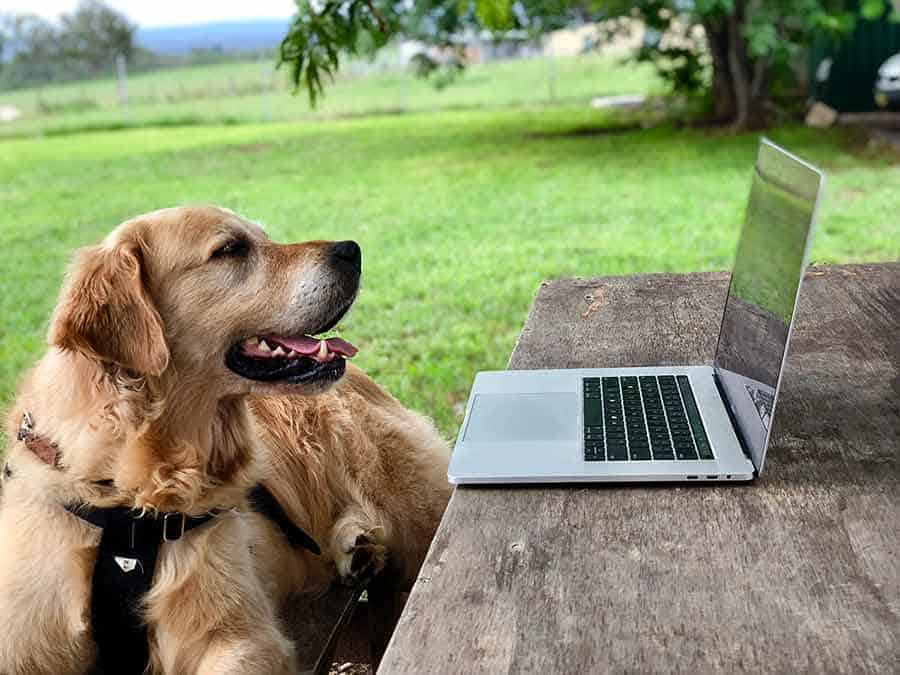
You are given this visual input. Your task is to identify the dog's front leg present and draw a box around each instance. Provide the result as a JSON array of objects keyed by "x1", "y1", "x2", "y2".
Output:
[
  {"x1": 147, "y1": 513, "x2": 293, "y2": 675},
  {"x1": 0, "y1": 494, "x2": 98, "y2": 675},
  {"x1": 330, "y1": 501, "x2": 389, "y2": 586},
  {"x1": 193, "y1": 634, "x2": 294, "y2": 675}
]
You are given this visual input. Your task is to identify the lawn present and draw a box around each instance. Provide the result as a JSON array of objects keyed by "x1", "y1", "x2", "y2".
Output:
[
  {"x1": 0, "y1": 53, "x2": 661, "y2": 138},
  {"x1": 2, "y1": 104, "x2": 897, "y2": 441}
]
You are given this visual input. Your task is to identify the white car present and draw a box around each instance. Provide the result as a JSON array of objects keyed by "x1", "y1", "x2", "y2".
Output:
[{"x1": 875, "y1": 52, "x2": 900, "y2": 108}]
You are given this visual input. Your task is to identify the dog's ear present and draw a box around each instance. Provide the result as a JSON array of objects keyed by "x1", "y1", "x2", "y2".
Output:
[{"x1": 49, "y1": 238, "x2": 169, "y2": 376}]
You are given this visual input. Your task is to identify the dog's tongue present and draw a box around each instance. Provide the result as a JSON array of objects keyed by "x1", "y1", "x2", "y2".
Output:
[{"x1": 267, "y1": 335, "x2": 358, "y2": 358}]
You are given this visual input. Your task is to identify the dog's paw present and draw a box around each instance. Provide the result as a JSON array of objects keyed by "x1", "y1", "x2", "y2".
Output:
[{"x1": 335, "y1": 531, "x2": 387, "y2": 586}]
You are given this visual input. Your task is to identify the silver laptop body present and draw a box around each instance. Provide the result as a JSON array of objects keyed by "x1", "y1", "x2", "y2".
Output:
[{"x1": 449, "y1": 139, "x2": 825, "y2": 484}]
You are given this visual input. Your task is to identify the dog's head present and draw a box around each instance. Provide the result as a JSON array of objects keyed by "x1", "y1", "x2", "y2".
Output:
[{"x1": 48, "y1": 206, "x2": 361, "y2": 396}]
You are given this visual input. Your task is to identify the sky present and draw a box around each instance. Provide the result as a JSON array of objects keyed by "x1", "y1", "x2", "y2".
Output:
[{"x1": 4, "y1": 0, "x2": 297, "y2": 28}]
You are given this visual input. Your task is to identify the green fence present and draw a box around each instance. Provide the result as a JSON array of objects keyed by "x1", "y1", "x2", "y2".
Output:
[{"x1": 811, "y1": 15, "x2": 900, "y2": 112}]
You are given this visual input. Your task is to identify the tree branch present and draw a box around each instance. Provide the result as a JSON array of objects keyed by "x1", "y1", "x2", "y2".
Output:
[{"x1": 363, "y1": 0, "x2": 388, "y2": 33}]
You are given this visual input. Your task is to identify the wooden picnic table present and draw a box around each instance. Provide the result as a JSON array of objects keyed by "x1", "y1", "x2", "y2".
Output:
[{"x1": 378, "y1": 263, "x2": 900, "y2": 673}]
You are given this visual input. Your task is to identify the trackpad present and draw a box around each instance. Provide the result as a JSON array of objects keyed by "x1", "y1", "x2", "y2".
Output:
[{"x1": 463, "y1": 393, "x2": 577, "y2": 443}]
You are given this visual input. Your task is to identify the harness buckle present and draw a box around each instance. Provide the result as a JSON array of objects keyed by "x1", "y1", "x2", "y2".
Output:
[
  {"x1": 162, "y1": 513, "x2": 186, "y2": 542},
  {"x1": 17, "y1": 412, "x2": 34, "y2": 441}
]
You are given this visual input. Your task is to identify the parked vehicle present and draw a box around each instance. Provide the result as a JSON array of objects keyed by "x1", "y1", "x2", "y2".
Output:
[{"x1": 874, "y1": 52, "x2": 900, "y2": 108}]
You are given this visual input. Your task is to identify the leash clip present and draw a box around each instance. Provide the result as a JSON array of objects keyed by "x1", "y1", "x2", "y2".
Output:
[
  {"x1": 162, "y1": 513, "x2": 186, "y2": 542},
  {"x1": 17, "y1": 412, "x2": 34, "y2": 441}
]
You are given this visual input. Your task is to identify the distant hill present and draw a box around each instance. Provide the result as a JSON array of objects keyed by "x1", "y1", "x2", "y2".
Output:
[{"x1": 136, "y1": 19, "x2": 291, "y2": 55}]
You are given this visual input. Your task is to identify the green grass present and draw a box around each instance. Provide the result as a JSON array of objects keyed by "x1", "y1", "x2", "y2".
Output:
[
  {"x1": 0, "y1": 53, "x2": 661, "y2": 138},
  {"x1": 1, "y1": 106, "x2": 897, "y2": 440}
]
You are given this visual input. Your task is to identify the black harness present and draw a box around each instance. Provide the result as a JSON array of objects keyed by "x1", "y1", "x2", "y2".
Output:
[
  {"x1": 69, "y1": 503, "x2": 229, "y2": 674},
  {"x1": 8, "y1": 413, "x2": 320, "y2": 675}
]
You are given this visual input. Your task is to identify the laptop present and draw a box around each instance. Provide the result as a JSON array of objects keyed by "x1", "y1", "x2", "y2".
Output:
[{"x1": 449, "y1": 138, "x2": 824, "y2": 484}]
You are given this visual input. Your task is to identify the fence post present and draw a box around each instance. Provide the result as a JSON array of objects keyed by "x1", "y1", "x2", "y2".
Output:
[
  {"x1": 115, "y1": 53, "x2": 129, "y2": 116},
  {"x1": 545, "y1": 52, "x2": 557, "y2": 103},
  {"x1": 261, "y1": 59, "x2": 274, "y2": 122}
]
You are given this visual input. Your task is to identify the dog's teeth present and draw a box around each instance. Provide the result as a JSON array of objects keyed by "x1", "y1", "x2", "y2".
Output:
[
  {"x1": 287, "y1": 349, "x2": 298, "y2": 358},
  {"x1": 258, "y1": 340, "x2": 272, "y2": 353},
  {"x1": 318, "y1": 340, "x2": 329, "y2": 360},
  {"x1": 272, "y1": 346, "x2": 286, "y2": 357}
]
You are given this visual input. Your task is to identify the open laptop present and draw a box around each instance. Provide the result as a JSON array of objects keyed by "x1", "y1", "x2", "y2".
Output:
[{"x1": 449, "y1": 138, "x2": 824, "y2": 484}]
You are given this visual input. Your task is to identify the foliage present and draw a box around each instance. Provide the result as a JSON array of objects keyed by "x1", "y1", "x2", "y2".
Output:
[
  {"x1": 278, "y1": 0, "x2": 398, "y2": 105},
  {"x1": 0, "y1": 0, "x2": 135, "y2": 90},
  {"x1": 280, "y1": 0, "x2": 893, "y2": 127}
]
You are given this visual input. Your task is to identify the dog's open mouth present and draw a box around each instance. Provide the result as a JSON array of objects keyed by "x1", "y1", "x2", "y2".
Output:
[{"x1": 226, "y1": 333, "x2": 359, "y2": 384}]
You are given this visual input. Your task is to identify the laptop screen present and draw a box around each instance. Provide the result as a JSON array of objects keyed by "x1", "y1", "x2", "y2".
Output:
[{"x1": 714, "y1": 139, "x2": 823, "y2": 471}]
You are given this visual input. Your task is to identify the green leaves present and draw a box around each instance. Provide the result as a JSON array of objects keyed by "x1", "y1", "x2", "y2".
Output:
[
  {"x1": 469, "y1": 0, "x2": 514, "y2": 30},
  {"x1": 278, "y1": 0, "x2": 897, "y2": 125},
  {"x1": 860, "y1": 0, "x2": 886, "y2": 21},
  {"x1": 279, "y1": 0, "x2": 395, "y2": 105}
]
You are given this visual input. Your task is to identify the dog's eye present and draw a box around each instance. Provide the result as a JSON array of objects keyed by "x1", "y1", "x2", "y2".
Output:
[{"x1": 210, "y1": 240, "x2": 250, "y2": 260}]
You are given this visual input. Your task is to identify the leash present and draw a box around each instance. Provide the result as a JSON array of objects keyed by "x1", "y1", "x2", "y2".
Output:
[{"x1": 9, "y1": 412, "x2": 321, "y2": 674}]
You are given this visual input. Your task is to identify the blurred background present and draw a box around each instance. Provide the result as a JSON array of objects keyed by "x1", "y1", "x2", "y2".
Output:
[{"x1": 1, "y1": 0, "x2": 898, "y2": 437}]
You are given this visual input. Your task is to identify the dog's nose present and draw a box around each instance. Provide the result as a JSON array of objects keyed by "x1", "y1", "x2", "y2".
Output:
[{"x1": 331, "y1": 240, "x2": 361, "y2": 269}]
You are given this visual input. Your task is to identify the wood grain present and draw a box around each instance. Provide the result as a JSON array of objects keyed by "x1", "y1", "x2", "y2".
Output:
[{"x1": 379, "y1": 263, "x2": 900, "y2": 674}]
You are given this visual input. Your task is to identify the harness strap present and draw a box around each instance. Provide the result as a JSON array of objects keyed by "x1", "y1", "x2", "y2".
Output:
[
  {"x1": 65, "y1": 503, "x2": 227, "y2": 542},
  {"x1": 13, "y1": 411, "x2": 322, "y2": 674},
  {"x1": 249, "y1": 484, "x2": 321, "y2": 555},
  {"x1": 67, "y1": 506, "x2": 226, "y2": 674}
]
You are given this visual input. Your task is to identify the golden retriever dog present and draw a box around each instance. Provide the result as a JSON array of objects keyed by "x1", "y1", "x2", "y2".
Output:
[{"x1": 0, "y1": 206, "x2": 451, "y2": 674}]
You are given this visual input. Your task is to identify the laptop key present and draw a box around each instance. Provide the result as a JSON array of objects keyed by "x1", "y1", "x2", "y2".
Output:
[
  {"x1": 584, "y1": 397, "x2": 604, "y2": 427},
  {"x1": 606, "y1": 445, "x2": 628, "y2": 461},
  {"x1": 630, "y1": 446, "x2": 651, "y2": 460},
  {"x1": 696, "y1": 441, "x2": 714, "y2": 460}
]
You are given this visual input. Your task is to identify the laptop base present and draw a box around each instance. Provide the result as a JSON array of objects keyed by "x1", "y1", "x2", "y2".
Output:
[{"x1": 449, "y1": 366, "x2": 756, "y2": 485}]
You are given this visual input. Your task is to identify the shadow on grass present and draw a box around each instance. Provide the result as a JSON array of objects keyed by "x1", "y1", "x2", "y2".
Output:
[{"x1": 526, "y1": 121, "x2": 645, "y2": 139}]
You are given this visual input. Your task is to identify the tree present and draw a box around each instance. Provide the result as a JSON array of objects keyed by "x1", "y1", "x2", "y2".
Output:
[
  {"x1": 0, "y1": 0, "x2": 135, "y2": 88},
  {"x1": 280, "y1": 0, "x2": 890, "y2": 128},
  {"x1": 0, "y1": 13, "x2": 61, "y2": 85}
]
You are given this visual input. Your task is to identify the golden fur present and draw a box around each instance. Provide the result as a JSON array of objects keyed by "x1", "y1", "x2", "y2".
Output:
[{"x1": 0, "y1": 206, "x2": 451, "y2": 674}]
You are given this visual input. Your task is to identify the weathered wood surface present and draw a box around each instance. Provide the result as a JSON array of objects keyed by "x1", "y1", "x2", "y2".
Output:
[{"x1": 379, "y1": 263, "x2": 900, "y2": 674}]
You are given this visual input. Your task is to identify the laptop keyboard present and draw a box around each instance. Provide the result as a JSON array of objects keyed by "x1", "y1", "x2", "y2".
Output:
[{"x1": 583, "y1": 375, "x2": 714, "y2": 461}]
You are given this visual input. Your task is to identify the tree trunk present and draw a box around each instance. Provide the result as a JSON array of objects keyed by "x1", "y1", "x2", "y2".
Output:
[
  {"x1": 703, "y1": 7, "x2": 770, "y2": 129},
  {"x1": 703, "y1": 18, "x2": 736, "y2": 124},
  {"x1": 726, "y1": 6, "x2": 752, "y2": 130}
]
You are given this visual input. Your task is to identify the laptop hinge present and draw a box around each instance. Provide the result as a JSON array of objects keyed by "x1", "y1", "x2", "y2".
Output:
[{"x1": 713, "y1": 370, "x2": 758, "y2": 474}]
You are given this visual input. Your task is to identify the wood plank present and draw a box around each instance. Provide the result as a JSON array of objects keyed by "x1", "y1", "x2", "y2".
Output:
[{"x1": 379, "y1": 263, "x2": 900, "y2": 673}]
